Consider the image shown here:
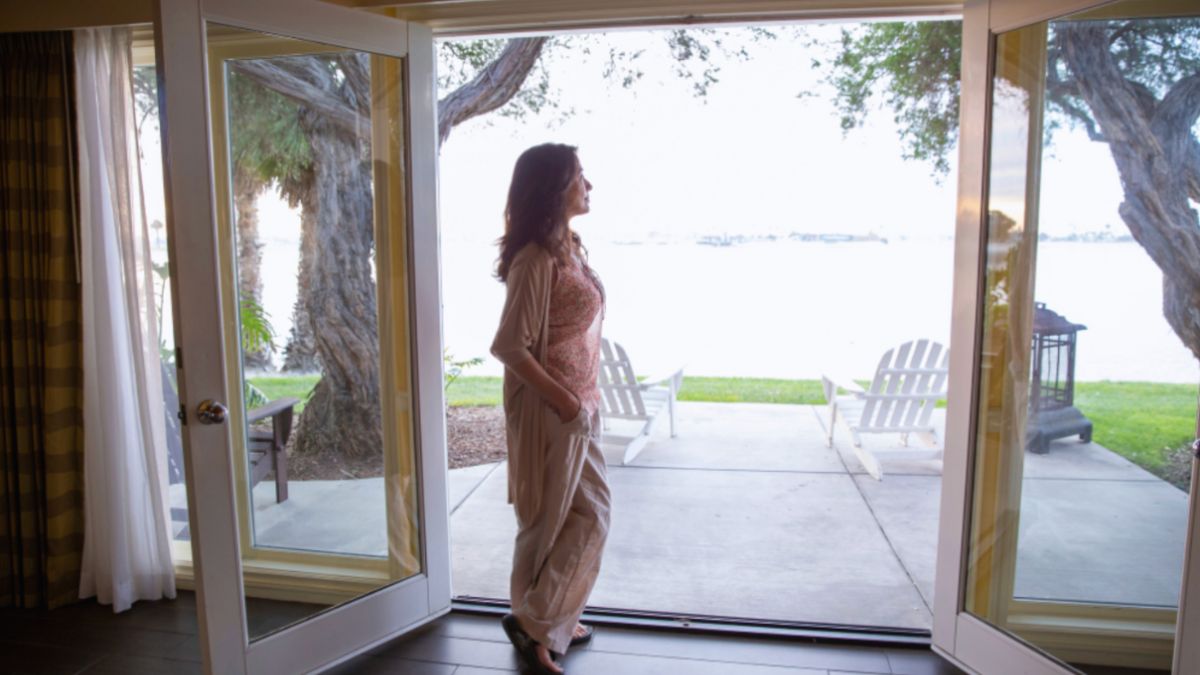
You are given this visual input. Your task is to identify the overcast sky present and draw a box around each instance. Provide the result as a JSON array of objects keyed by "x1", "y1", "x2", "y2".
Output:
[{"x1": 438, "y1": 24, "x2": 1127, "y2": 244}]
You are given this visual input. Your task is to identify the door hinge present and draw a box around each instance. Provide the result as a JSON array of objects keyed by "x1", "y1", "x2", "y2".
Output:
[{"x1": 178, "y1": 404, "x2": 188, "y2": 426}]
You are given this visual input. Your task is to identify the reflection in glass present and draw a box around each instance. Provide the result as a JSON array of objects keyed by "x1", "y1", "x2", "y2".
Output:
[
  {"x1": 208, "y1": 24, "x2": 419, "y2": 640},
  {"x1": 965, "y1": 4, "x2": 1199, "y2": 672}
]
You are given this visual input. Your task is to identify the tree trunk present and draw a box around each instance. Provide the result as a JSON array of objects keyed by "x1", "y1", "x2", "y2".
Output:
[
  {"x1": 281, "y1": 174, "x2": 320, "y2": 373},
  {"x1": 1059, "y1": 23, "x2": 1200, "y2": 360},
  {"x1": 290, "y1": 110, "x2": 383, "y2": 459},
  {"x1": 233, "y1": 45, "x2": 551, "y2": 458},
  {"x1": 233, "y1": 166, "x2": 272, "y2": 370}
]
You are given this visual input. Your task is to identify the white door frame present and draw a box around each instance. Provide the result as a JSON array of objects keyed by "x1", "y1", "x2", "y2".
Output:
[
  {"x1": 932, "y1": 1, "x2": 1200, "y2": 673},
  {"x1": 1176, "y1": 408, "x2": 1200, "y2": 672},
  {"x1": 154, "y1": 0, "x2": 449, "y2": 672}
]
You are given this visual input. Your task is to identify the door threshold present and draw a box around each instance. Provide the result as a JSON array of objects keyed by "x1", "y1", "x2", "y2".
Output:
[{"x1": 451, "y1": 597, "x2": 932, "y2": 648}]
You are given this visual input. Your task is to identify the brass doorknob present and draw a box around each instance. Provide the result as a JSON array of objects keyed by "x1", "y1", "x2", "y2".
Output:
[{"x1": 197, "y1": 399, "x2": 229, "y2": 425}]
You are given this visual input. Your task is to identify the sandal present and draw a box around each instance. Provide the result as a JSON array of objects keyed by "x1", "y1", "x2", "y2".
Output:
[
  {"x1": 569, "y1": 624, "x2": 594, "y2": 647},
  {"x1": 502, "y1": 613, "x2": 564, "y2": 675}
]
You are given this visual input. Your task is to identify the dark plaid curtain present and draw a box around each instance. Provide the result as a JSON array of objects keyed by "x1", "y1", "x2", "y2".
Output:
[{"x1": 0, "y1": 31, "x2": 85, "y2": 610}]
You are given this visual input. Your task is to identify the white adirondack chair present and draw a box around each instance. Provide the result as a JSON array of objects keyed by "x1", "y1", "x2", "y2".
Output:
[
  {"x1": 821, "y1": 339, "x2": 949, "y2": 480},
  {"x1": 598, "y1": 338, "x2": 684, "y2": 465}
]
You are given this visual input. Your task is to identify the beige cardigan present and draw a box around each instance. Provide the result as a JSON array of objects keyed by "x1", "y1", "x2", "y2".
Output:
[{"x1": 490, "y1": 244, "x2": 555, "y2": 513}]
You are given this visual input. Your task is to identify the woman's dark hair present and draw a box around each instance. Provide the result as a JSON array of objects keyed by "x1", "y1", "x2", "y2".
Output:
[{"x1": 496, "y1": 143, "x2": 582, "y2": 282}]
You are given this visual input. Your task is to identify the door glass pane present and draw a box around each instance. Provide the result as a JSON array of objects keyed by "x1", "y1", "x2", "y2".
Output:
[
  {"x1": 207, "y1": 23, "x2": 420, "y2": 640},
  {"x1": 965, "y1": 3, "x2": 1199, "y2": 672}
]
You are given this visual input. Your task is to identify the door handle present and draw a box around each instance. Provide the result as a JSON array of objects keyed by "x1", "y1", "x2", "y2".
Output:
[
  {"x1": 196, "y1": 399, "x2": 229, "y2": 425},
  {"x1": 1192, "y1": 438, "x2": 1200, "y2": 459}
]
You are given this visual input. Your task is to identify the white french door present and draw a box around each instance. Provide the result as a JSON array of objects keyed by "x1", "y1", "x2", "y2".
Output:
[
  {"x1": 934, "y1": 0, "x2": 1200, "y2": 673},
  {"x1": 154, "y1": 0, "x2": 449, "y2": 672}
]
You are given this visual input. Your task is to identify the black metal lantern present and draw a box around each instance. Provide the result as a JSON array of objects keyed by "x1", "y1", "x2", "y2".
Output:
[{"x1": 1026, "y1": 303, "x2": 1093, "y2": 453}]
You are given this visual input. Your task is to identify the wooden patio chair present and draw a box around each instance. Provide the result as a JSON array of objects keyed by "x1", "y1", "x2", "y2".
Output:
[
  {"x1": 598, "y1": 337, "x2": 684, "y2": 465},
  {"x1": 246, "y1": 396, "x2": 299, "y2": 503},
  {"x1": 821, "y1": 339, "x2": 948, "y2": 480}
]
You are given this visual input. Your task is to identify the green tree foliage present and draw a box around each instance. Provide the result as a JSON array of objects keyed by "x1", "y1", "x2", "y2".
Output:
[
  {"x1": 437, "y1": 28, "x2": 775, "y2": 129},
  {"x1": 239, "y1": 293, "x2": 276, "y2": 408},
  {"x1": 133, "y1": 67, "x2": 159, "y2": 136},
  {"x1": 135, "y1": 65, "x2": 315, "y2": 202},
  {"x1": 238, "y1": 293, "x2": 276, "y2": 355},
  {"x1": 817, "y1": 21, "x2": 961, "y2": 175},
  {"x1": 442, "y1": 350, "x2": 483, "y2": 391},
  {"x1": 818, "y1": 18, "x2": 1200, "y2": 177},
  {"x1": 228, "y1": 71, "x2": 312, "y2": 197},
  {"x1": 821, "y1": 17, "x2": 1200, "y2": 361}
]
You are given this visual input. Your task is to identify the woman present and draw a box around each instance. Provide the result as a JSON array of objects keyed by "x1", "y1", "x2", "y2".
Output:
[{"x1": 490, "y1": 143, "x2": 610, "y2": 675}]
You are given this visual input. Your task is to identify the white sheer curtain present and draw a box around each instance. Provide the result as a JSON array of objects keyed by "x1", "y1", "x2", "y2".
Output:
[{"x1": 75, "y1": 26, "x2": 176, "y2": 612}]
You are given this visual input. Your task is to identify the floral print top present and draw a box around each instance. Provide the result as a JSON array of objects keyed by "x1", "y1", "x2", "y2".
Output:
[{"x1": 544, "y1": 257, "x2": 604, "y2": 417}]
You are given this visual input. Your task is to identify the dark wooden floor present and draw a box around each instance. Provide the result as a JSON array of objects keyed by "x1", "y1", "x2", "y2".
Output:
[{"x1": 1, "y1": 592, "x2": 964, "y2": 674}]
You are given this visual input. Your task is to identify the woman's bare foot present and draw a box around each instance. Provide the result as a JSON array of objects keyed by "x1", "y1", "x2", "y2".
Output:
[
  {"x1": 535, "y1": 643, "x2": 563, "y2": 674},
  {"x1": 573, "y1": 623, "x2": 588, "y2": 640}
]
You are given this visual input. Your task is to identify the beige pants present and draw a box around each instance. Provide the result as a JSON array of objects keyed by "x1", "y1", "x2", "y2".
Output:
[{"x1": 510, "y1": 408, "x2": 611, "y2": 654}]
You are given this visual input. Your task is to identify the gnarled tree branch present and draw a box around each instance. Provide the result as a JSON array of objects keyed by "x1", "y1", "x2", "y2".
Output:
[
  {"x1": 1151, "y1": 71, "x2": 1200, "y2": 200},
  {"x1": 230, "y1": 57, "x2": 367, "y2": 138},
  {"x1": 1060, "y1": 21, "x2": 1200, "y2": 358},
  {"x1": 436, "y1": 37, "x2": 547, "y2": 146}
]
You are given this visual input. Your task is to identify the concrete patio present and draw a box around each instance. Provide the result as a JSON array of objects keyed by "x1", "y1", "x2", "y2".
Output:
[
  {"x1": 176, "y1": 401, "x2": 1189, "y2": 631},
  {"x1": 449, "y1": 402, "x2": 1188, "y2": 629}
]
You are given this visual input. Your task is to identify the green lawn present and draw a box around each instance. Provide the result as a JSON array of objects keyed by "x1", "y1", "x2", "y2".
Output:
[
  {"x1": 442, "y1": 375, "x2": 832, "y2": 406},
  {"x1": 446, "y1": 376, "x2": 502, "y2": 406},
  {"x1": 1074, "y1": 381, "x2": 1196, "y2": 471},
  {"x1": 249, "y1": 374, "x2": 1195, "y2": 476},
  {"x1": 247, "y1": 375, "x2": 319, "y2": 413},
  {"x1": 676, "y1": 376, "x2": 826, "y2": 404},
  {"x1": 247, "y1": 374, "x2": 504, "y2": 409}
]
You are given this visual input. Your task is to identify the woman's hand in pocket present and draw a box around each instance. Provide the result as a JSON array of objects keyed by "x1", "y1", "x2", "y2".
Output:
[{"x1": 556, "y1": 393, "x2": 582, "y2": 424}]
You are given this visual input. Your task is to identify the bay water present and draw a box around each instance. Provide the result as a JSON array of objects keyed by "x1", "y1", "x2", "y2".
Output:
[{"x1": 438, "y1": 237, "x2": 1198, "y2": 384}]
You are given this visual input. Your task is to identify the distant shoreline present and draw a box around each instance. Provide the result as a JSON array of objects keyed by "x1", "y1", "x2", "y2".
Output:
[{"x1": 605, "y1": 232, "x2": 1136, "y2": 246}]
